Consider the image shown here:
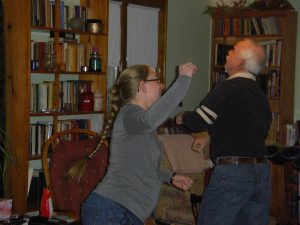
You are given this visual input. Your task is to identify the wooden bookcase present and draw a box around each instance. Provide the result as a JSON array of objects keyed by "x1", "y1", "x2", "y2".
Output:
[
  {"x1": 210, "y1": 9, "x2": 298, "y2": 224},
  {"x1": 4, "y1": 0, "x2": 108, "y2": 213}
]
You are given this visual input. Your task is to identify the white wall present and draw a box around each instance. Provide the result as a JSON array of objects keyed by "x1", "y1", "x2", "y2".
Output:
[
  {"x1": 167, "y1": 0, "x2": 300, "y2": 121},
  {"x1": 166, "y1": 0, "x2": 211, "y2": 116}
]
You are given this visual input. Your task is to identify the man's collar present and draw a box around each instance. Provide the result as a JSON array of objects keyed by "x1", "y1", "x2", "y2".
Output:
[{"x1": 227, "y1": 72, "x2": 256, "y2": 81}]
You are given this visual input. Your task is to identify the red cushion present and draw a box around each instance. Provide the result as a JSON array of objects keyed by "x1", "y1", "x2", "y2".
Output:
[{"x1": 49, "y1": 137, "x2": 108, "y2": 216}]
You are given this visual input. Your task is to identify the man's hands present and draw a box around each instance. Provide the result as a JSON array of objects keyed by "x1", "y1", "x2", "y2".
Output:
[
  {"x1": 175, "y1": 112, "x2": 184, "y2": 125},
  {"x1": 172, "y1": 174, "x2": 193, "y2": 191},
  {"x1": 191, "y1": 132, "x2": 210, "y2": 153}
]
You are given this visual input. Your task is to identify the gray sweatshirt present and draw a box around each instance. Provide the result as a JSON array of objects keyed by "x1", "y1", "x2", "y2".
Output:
[{"x1": 94, "y1": 75, "x2": 191, "y2": 221}]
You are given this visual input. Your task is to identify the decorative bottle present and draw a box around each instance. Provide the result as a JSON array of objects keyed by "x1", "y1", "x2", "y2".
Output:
[
  {"x1": 79, "y1": 91, "x2": 94, "y2": 112},
  {"x1": 89, "y1": 50, "x2": 101, "y2": 72}
]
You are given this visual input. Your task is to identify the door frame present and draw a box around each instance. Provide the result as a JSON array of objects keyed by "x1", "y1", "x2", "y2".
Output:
[{"x1": 113, "y1": 0, "x2": 168, "y2": 82}]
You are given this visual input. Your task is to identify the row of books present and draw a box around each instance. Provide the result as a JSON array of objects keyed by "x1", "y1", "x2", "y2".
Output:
[
  {"x1": 264, "y1": 114, "x2": 300, "y2": 147},
  {"x1": 31, "y1": 41, "x2": 54, "y2": 71},
  {"x1": 31, "y1": 82, "x2": 54, "y2": 113},
  {"x1": 257, "y1": 69, "x2": 280, "y2": 99},
  {"x1": 261, "y1": 40, "x2": 282, "y2": 67},
  {"x1": 55, "y1": 119, "x2": 91, "y2": 139},
  {"x1": 31, "y1": 40, "x2": 97, "y2": 72},
  {"x1": 30, "y1": 121, "x2": 53, "y2": 158},
  {"x1": 286, "y1": 123, "x2": 299, "y2": 147},
  {"x1": 214, "y1": 16, "x2": 281, "y2": 36},
  {"x1": 29, "y1": 119, "x2": 91, "y2": 158},
  {"x1": 213, "y1": 69, "x2": 280, "y2": 100},
  {"x1": 30, "y1": 80, "x2": 94, "y2": 113},
  {"x1": 31, "y1": 0, "x2": 91, "y2": 30},
  {"x1": 60, "y1": 80, "x2": 94, "y2": 112},
  {"x1": 215, "y1": 40, "x2": 281, "y2": 68}
]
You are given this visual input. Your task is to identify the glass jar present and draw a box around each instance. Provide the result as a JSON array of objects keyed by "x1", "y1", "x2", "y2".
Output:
[
  {"x1": 89, "y1": 51, "x2": 101, "y2": 72},
  {"x1": 79, "y1": 91, "x2": 94, "y2": 112}
]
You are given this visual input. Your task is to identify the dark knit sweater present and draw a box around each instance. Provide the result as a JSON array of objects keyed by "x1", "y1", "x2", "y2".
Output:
[{"x1": 182, "y1": 72, "x2": 272, "y2": 161}]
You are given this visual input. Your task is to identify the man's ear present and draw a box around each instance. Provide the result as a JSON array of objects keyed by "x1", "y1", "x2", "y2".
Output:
[{"x1": 237, "y1": 58, "x2": 245, "y2": 71}]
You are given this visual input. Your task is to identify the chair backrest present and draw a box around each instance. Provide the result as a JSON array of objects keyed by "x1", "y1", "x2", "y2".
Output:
[
  {"x1": 155, "y1": 134, "x2": 210, "y2": 225},
  {"x1": 42, "y1": 129, "x2": 108, "y2": 219}
]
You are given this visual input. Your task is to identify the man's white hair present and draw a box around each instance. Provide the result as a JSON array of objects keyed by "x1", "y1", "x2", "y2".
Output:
[
  {"x1": 239, "y1": 39, "x2": 266, "y2": 75},
  {"x1": 240, "y1": 48, "x2": 263, "y2": 75}
]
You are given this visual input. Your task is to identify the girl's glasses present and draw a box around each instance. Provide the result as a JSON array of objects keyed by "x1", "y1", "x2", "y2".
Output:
[
  {"x1": 145, "y1": 78, "x2": 161, "y2": 83},
  {"x1": 138, "y1": 78, "x2": 161, "y2": 92}
]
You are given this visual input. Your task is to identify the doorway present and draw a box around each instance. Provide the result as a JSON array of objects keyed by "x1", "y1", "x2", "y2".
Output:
[{"x1": 108, "y1": 0, "x2": 168, "y2": 85}]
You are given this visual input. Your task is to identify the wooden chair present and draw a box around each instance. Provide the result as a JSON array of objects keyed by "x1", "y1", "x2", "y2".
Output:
[{"x1": 42, "y1": 128, "x2": 108, "y2": 220}]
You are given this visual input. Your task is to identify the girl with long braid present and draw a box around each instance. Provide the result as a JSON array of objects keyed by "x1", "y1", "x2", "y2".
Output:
[{"x1": 81, "y1": 63, "x2": 198, "y2": 225}]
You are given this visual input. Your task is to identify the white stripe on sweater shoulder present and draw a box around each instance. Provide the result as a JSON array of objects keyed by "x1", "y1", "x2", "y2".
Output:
[
  {"x1": 201, "y1": 105, "x2": 217, "y2": 119},
  {"x1": 196, "y1": 107, "x2": 213, "y2": 125}
]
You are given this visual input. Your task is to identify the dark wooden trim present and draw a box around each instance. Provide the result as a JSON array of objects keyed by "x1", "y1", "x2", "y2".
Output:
[
  {"x1": 113, "y1": 0, "x2": 166, "y2": 9},
  {"x1": 120, "y1": 1, "x2": 128, "y2": 71}
]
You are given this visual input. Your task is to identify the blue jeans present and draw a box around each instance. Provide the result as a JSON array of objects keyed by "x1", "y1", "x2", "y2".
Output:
[
  {"x1": 197, "y1": 163, "x2": 271, "y2": 225},
  {"x1": 81, "y1": 192, "x2": 144, "y2": 225}
]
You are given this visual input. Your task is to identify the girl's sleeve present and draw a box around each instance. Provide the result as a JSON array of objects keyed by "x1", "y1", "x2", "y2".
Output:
[
  {"x1": 124, "y1": 75, "x2": 192, "y2": 134},
  {"x1": 159, "y1": 168, "x2": 173, "y2": 183}
]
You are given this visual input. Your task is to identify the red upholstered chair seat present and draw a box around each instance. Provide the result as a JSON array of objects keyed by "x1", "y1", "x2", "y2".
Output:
[{"x1": 42, "y1": 129, "x2": 108, "y2": 219}]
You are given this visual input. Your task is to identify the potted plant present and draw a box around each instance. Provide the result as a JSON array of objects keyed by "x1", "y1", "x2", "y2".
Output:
[
  {"x1": 203, "y1": 0, "x2": 294, "y2": 15},
  {"x1": 0, "y1": 0, "x2": 14, "y2": 199},
  {"x1": 0, "y1": 126, "x2": 15, "y2": 197}
]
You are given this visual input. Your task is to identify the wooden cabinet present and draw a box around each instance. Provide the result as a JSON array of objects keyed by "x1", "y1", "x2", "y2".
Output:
[
  {"x1": 4, "y1": 0, "x2": 108, "y2": 213},
  {"x1": 210, "y1": 9, "x2": 298, "y2": 224}
]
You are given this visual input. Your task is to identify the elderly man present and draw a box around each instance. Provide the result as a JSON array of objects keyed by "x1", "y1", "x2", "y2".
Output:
[{"x1": 176, "y1": 39, "x2": 272, "y2": 225}]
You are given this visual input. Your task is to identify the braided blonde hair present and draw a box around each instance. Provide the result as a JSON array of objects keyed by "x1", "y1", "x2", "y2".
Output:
[
  {"x1": 67, "y1": 65, "x2": 151, "y2": 181},
  {"x1": 88, "y1": 65, "x2": 150, "y2": 157}
]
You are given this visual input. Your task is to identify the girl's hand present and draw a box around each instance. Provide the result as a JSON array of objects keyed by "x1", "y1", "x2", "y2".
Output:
[
  {"x1": 179, "y1": 62, "x2": 198, "y2": 77},
  {"x1": 172, "y1": 174, "x2": 193, "y2": 191}
]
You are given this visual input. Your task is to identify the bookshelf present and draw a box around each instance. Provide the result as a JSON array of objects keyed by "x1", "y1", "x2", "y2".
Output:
[
  {"x1": 4, "y1": 0, "x2": 108, "y2": 213},
  {"x1": 210, "y1": 9, "x2": 298, "y2": 224}
]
